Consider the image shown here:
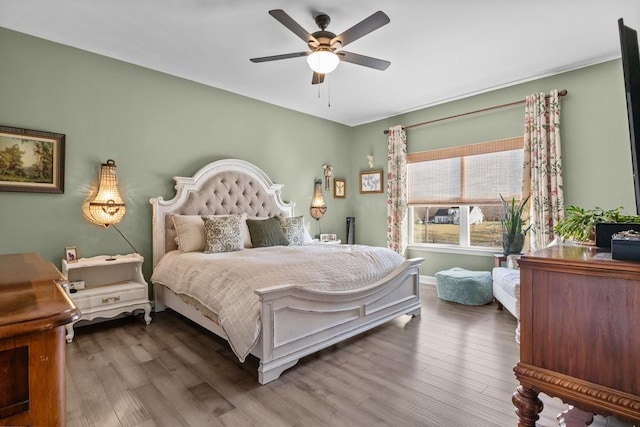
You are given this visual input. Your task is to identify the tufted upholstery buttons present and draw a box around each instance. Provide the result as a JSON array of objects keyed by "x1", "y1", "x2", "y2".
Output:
[{"x1": 164, "y1": 171, "x2": 284, "y2": 252}]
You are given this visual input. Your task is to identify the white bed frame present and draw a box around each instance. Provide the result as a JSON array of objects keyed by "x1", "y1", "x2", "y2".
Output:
[{"x1": 150, "y1": 159, "x2": 423, "y2": 384}]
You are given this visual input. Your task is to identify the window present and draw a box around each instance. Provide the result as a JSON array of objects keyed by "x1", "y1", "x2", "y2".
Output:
[{"x1": 408, "y1": 137, "x2": 524, "y2": 249}]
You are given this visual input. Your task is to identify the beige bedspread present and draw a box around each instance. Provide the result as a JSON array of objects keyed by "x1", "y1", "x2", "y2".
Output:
[{"x1": 150, "y1": 244, "x2": 404, "y2": 361}]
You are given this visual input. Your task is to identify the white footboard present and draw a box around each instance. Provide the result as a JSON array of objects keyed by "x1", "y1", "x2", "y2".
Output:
[{"x1": 255, "y1": 258, "x2": 422, "y2": 384}]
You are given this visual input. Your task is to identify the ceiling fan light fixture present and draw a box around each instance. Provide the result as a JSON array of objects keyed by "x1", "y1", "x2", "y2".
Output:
[{"x1": 307, "y1": 50, "x2": 339, "y2": 74}]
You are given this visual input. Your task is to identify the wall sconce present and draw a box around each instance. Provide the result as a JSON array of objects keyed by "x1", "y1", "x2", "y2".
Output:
[
  {"x1": 310, "y1": 179, "x2": 327, "y2": 237},
  {"x1": 89, "y1": 160, "x2": 126, "y2": 226},
  {"x1": 88, "y1": 159, "x2": 137, "y2": 257},
  {"x1": 310, "y1": 179, "x2": 327, "y2": 219}
]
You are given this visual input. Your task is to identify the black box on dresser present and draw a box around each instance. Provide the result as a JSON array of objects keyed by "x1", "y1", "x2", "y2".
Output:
[{"x1": 611, "y1": 230, "x2": 640, "y2": 261}]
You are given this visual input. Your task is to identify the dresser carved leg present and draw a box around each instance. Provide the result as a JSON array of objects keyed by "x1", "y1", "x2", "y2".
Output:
[{"x1": 513, "y1": 385, "x2": 543, "y2": 427}]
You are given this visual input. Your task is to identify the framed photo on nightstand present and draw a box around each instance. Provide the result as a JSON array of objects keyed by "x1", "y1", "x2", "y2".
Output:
[
  {"x1": 320, "y1": 233, "x2": 337, "y2": 242},
  {"x1": 64, "y1": 246, "x2": 78, "y2": 263}
]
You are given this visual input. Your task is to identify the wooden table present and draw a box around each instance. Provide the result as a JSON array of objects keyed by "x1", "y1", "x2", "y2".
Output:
[
  {"x1": 0, "y1": 252, "x2": 79, "y2": 426},
  {"x1": 514, "y1": 245, "x2": 640, "y2": 426}
]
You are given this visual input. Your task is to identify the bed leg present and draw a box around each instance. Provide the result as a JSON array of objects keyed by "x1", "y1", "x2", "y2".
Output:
[
  {"x1": 258, "y1": 359, "x2": 299, "y2": 385},
  {"x1": 407, "y1": 307, "x2": 422, "y2": 317},
  {"x1": 154, "y1": 284, "x2": 166, "y2": 312}
]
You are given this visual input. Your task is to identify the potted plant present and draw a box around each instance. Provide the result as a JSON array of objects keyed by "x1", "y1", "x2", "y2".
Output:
[
  {"x1": 554, "y1": 205, "x2": 640, "y2": 243},
  {"x1": 500, "y1": 194, "x2": 531, "y2": 254}
]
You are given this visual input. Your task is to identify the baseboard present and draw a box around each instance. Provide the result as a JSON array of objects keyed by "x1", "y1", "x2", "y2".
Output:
[{"x1": 421, "y1": 275, "x2": 436, "y2": 286}]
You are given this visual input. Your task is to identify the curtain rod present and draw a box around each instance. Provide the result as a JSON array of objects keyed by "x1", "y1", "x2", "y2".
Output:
[{"x1": 383, "y1": 89, "x2": 568, "y2": 134}]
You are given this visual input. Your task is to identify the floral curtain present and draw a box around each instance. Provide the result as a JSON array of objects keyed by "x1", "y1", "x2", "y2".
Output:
[
  {"x1": 387, "y1": 125, "x2": 408, "y2": 255},
  {"x1": 522, "y1": 90, "x2": 564, "y2": 251}
]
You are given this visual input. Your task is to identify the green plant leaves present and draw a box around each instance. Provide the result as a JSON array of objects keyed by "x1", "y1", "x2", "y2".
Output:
[
  {"x1": 500, "y1": 194, "x2": 531, "y2": 236},
  {"x1": 554, "y1": 206, "x2": 640, "y2": 242}
]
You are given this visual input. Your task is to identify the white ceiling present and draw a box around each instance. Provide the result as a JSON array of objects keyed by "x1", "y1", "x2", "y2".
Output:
[{"x1": 1, "y1": 1, "x2": 639, "y2": 127}]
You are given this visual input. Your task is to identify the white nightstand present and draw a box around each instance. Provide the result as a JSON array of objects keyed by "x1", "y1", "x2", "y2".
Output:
[
  {"x1": 62, "y1": 253, "x2": 151, "y2": 343},
  {"x1": 311, "y1": 239, "x2": 342, "y2": 244}
]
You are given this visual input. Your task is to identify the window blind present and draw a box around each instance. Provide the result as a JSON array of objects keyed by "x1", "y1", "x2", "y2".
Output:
[{"x1": 407, "y1": 137, "x2": 524, "y2": 205}]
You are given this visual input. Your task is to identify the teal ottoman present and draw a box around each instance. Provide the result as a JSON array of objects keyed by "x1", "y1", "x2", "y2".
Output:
[{"x1": 435, "y1": 267, "x2": 493, "y2": 305}]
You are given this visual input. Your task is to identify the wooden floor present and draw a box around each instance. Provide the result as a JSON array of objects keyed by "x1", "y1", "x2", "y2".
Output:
[{"x1": 65, "y1": 285, "x2": 632, "y2": 427}]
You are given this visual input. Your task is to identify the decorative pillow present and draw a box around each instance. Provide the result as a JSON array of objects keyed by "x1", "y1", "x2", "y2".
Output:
[
  {"x1": 201, "y1": 214, "x2": 245, "y2": 253},
  {"x1": 173, "y1": 213, "x2": 250, "y2": 252},
  {"x1": 244, "y1": 216, "x2": 268, "y2": 248},
  {"x1": 172, "y1": 214, "x2": 206, "y2": 253},
  {"x1": 238, "y1": 213, "x2": 251, "y2": 248},
  {"x1": 280, "y1": 216, "x2": 307, "y2": 246},
  {"x1": 507, "y1": 254, "x2": 522, "y2": 270},
  {"x1": 246, "y1": 216, "x2": 289, "y2": 247},
  {"x1": 303, "y1": 225, "x2": 313, "y2": 244}
]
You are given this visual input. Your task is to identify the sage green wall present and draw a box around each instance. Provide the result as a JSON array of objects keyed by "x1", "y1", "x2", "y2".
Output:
[
  {"x1": 349, "y1": 60, "x2": 634, "y2": 276},
  {"x1": 1, "y1": 27, "x2": 634, "y2": 280},
  {"x1": 0, "y1": 28, "x2": 351, "y2": 277}
]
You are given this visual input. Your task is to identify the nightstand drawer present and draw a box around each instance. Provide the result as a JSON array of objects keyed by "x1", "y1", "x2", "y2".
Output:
[{"x1": 71, "y1": 282, "x2": 146, "y2": 311}]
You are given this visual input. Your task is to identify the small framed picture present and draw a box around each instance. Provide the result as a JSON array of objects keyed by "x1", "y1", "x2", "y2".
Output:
[
  {"x1": 64, "y1": 246, "x2": 78, "y2": 263},
  {"x1": 320, "y1": 233, "x2": 337, "y2": 242},
  {"x1": 334, "y1": 178, "x2": 346, "y2": 198},
  {"x1": 359, "y1": 170, "x2": 383, "y2": 194}
]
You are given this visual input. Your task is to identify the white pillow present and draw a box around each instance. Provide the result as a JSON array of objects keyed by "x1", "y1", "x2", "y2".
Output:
[
  {"x1": 303, "y1": 225, "x2": 313, "y2": 244},
  {"x1": 173, "y1": 213, "x2": 249, "y2": 253},
  {"x1": 172, "y1": 214, "x2": 206, "y2": 253}
]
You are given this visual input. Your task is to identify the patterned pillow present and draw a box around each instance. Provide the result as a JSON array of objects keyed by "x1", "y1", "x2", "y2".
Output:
[
  {"x1": 246, "y1": 216, "x2": 289, "y2": 247},
  {"x1": 201, "y1": 214, "x2": 244, "y2": 253},
  {"x1": 280, "y1": 216, "x2": 307, "y2": 246}
]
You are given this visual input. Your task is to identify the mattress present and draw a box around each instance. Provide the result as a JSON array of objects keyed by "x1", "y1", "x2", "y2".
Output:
[{"x1": 151, "y1": 244, "x2": 404, "y2": 361}]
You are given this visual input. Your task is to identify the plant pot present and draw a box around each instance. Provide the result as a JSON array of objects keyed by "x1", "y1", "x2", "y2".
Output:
[{"x1": 502, "y1": 233, "x2": 525, "y2": 254}]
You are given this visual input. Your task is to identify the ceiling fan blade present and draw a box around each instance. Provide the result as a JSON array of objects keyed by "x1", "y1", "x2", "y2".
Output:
[
  {"x1": 339, "y1": 51, "x2": 390, "y2": 70},
  {"x1": 312, "y1": 72, "x2": 325, "y2": 85},
  {"x1": 331, "y1": 11, "x2": 390, "y2": 48},
  {"x1": 269, "y1": 9, "x2": 318, "y2": 46},
  {"x1": 250, "y1": 51, "x2": 309, "y2": 63}
]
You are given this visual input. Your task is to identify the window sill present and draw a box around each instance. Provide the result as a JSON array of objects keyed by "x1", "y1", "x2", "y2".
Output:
[{"x1": 407, "y1": 244, "x2": 501, "y2": 257}]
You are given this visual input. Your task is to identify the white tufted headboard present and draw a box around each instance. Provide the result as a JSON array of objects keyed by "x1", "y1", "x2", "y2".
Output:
[{"x1": 149, "y1": 159, "x2": 295, "y2": 267}]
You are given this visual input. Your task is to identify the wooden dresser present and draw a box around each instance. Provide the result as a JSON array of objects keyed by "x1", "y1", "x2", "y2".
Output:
[
  {"x1": 0, "y1": 252, "x2": 79, "y2": 427},
  {"x1": 513, "y1": 245, "x2": 640, "y2": 426}
]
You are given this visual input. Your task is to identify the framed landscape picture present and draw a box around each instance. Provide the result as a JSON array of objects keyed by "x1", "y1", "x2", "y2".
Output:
[
  {"x1": 0, "y1": 125, "x2": 65, "y2": 193},
  {"x1": 359, "y1": 170, "x2": 383, "y2": 194}
]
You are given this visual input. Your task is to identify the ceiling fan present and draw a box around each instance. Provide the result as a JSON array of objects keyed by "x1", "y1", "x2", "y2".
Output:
[{"x1": 250, "y1": 9, "x2": 391, "y2": 85}]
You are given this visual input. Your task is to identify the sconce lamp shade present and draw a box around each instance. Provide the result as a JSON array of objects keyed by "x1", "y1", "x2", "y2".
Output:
[
  {"x1": 310, "y1": 179, "x2": 327, "y2": 220},
  {"x1": 89, "y1": 159, "x2": 126, "y2": 227},
  {"x1": 307, "y1": 50, "x2": 340, "y2": 74}
]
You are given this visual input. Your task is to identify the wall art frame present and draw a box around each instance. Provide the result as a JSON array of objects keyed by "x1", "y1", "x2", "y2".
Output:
[
  {"x1": 334, "y1": 178, "x2": 346, "y2": 198},
  {"x1": 0, "y1": 125, "x2": 65, "y2": 193},
  {"x1": 359, "y1": 170, "x2": 383, "y2": 194}
]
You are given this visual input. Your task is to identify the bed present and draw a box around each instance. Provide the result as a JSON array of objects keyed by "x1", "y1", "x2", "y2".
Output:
[{"x1": 149, "y1": 158, "x2": 423, "y2": 384}]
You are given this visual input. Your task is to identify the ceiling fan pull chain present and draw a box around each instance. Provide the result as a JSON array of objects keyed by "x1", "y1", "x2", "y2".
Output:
[{"x1": 328, "y1": 77, "x2": 331, "y2": 108}]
